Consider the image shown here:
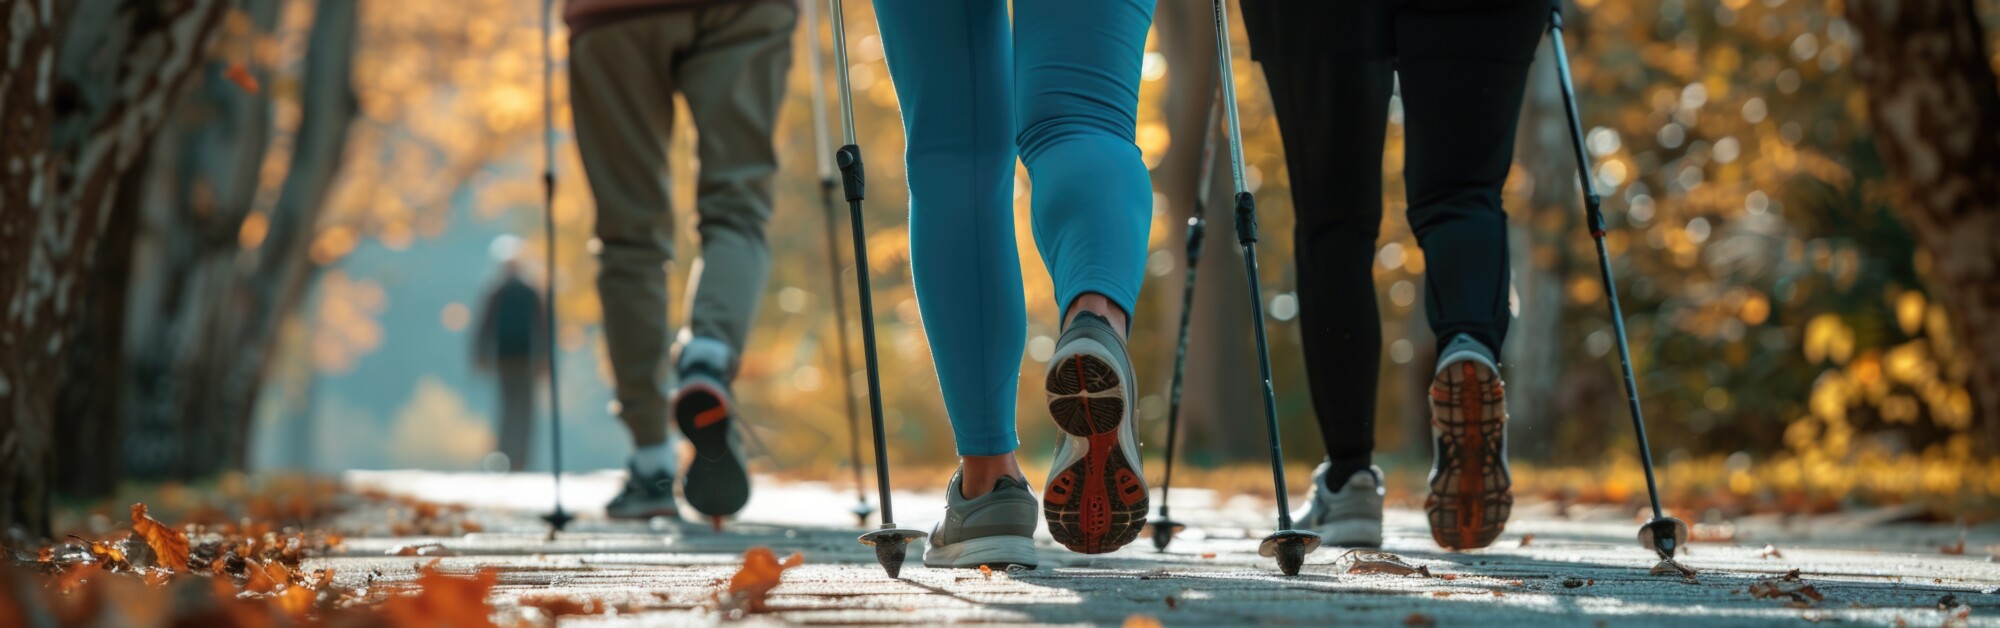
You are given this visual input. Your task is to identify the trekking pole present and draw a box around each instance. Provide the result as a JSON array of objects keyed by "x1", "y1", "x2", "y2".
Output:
[
  {"x1": 802, "y1": 0, "x2": 876, "y2": 529},
  {"x1": 536, "y1": 0, "x2": 574, "y2": 534},
  {"x1": 1212, "y1": 0, "x2": 1318, "y2": 576},
  {"x1": 828, "y1": 0, "x2": 927, "y2": 578},
  {"x1": 1147, "y1": 82, "x2": 1223, "y2": 552},
  {"x1": 1548, "y1": 2, "x2": 1685, "y2": 561}
]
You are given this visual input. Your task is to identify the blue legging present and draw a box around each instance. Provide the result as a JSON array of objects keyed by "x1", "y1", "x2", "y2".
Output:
[{"x1": 875, "y1": 0, "x2": 1156, "y2": 457}]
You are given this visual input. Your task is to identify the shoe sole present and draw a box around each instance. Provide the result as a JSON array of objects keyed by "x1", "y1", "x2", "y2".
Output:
[
  {"x1": 674, "y1": 382, "x2": 750, "y2": 518},
  {"x1": 1425, "y1": 360, "x2": 1513, "y2": 550},
  {"x1": 1043, "y1": 348, "x2": 1146, "y2": 554},
  {"x1": 923, "y1": 536, "x2": 1039, "y2": 569}
]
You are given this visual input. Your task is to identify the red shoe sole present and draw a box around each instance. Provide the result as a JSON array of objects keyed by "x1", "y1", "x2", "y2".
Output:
[{"x1": 1043, "y1": 354, "x2": 1146, "y2": 554}]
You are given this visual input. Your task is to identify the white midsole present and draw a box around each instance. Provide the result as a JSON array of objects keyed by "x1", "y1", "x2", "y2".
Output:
[{"x1": 923, "y1": 535, "x2": 1039, "y2": 569}]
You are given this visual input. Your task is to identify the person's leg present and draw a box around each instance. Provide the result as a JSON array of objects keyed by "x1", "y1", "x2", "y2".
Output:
[
  {"x1": 1246, "y1": 1, "x2": 1396, "y2": 549},
  {"x1": 874, "y1": 0, "x2": 1025, "y2": 470},
  {"x1": 498, "y1": 357, "x2": 535, "y2": 471},
  {"x1": 1248, "y1": 1, "x2": 1394, "y2": 478},
  {"x1": 572, "y1": 15, "x2": 688, "y2": 456},
  {"x1": 1013, "y1": 0, "x2": 1156, "y2": 555},
  {"x1": 571, "y1": 14, "x2": 690, "y2": 519},
  {"x1": 666, "y1": 1, "x2": 798, "y2": 520},
  {"x1": 874, "y1": 0, "x2": 1040, "y2": 570},
  {"x1": 1396, "y1": 0, "x2": 1545, "y2": 550}
]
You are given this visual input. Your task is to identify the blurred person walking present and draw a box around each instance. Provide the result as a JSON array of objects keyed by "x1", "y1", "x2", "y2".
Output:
[
  {"x1": 1242, "y1": 0, "x2": 1544, "y2": 550},
  {"x1": 473, "y1": 260, "x2": 548, "y2": 473},
  {"x1": 566, "y1": 0, "x2": 794, "y2": 520},
  {"x1": 871, "y1": 0, "x2": 1158, "y2": 568}
]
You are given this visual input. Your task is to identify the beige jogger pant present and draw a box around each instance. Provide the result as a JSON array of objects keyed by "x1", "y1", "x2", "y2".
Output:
[{"x1": 570, "y1": 1, "x2": 795, "y2": 446}]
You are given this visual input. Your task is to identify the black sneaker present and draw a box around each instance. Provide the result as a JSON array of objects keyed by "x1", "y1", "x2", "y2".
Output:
[
  {"x1": 606, "y1": 462, "x2": 680, "y2": 520},
  {"x1": 674, "y1": 367, "x2": 750, "y2": 519}
]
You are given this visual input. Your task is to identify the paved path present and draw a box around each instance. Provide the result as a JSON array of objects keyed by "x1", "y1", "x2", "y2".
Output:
[{"x1": 327, "y1": 471, "x2": 2000, "y2": 626}]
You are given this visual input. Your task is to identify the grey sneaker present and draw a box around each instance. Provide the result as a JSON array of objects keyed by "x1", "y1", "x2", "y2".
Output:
[
  {"x1": 1291, "y1": 462, "x2": 1385, "y2": 548},
  {"x1": 924, "y1": 470, "x2": 1041, "y2": 569},
  {"x1": 606, "y1": 462, "x2": 681, "y2": 520},
  {"x1": 1042, "y1": 311, "x2": 1147, "y2": 554},
  {"x1": 1425, "y1": 334, "x2": 1512, "y2": 550}
]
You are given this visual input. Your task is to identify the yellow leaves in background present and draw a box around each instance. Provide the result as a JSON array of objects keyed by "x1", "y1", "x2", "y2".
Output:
[
  {"x1": 1802, "y1": 313, "x2": 1853, "y2": 365},
  {"x1": 312, "y1": 271, "x2": 387, "y2": 373}
]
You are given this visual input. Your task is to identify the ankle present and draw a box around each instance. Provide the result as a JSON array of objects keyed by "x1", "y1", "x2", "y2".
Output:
[
  {"x1": 958, "y1": 454, "x2": 1024, "y2": 499},
  {"x1": 1063, "y1": 293, "x2": 1129, "y2": 341},
  {"x1": 1324, "y1": 456, "x2": 1372, "y2": 493}
]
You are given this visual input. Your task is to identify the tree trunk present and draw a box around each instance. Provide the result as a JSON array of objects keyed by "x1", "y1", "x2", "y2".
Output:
[
  {"x1": 213, "y1": 0, "x2": 359, "y2": 473},
  {"x1": 1844, "y1": 0, "x2": 2000, "y2": 448},
  {"x1": 0, "y1": 0, "x2": 228, "y2": 535},
  {"x1": 123, "y1": 0, "x2": 283, "y2": 480},
  {"x1": 1152, "y1": 1, "x2": 1262, "y2": 464}
]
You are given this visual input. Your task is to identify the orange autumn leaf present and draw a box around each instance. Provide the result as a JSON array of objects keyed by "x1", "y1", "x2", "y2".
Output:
[
  {"x1": 377, "y1": 560, "x2": 500, "y2": 628},
  {"x1": 224, "y1": 63, "x2": 261, "y2": 94},
  {"x1": 276, "y1": 585, "x2": 317, "y2": 621},
  {"x1": 1124, "y1": 615, "x2": 1164, "y2": 628},
  {"x1": 717, "y1": 547, "x2": 802, "y2": 613},
  {"x1": 979, "y1": 564, "x2": 994, "y2": 580},
  {"x1": 131, "y1": 504, "x2": 190, "y2": 571}
]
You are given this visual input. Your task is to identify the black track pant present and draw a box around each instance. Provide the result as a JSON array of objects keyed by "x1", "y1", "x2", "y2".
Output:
[{"x1": 1242, "y1": 0, "x2": 1546, "y2": 462}]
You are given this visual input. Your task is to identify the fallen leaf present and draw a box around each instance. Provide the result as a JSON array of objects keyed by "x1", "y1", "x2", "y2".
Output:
[
  {"x1": 376, "y1": 560, "x2": 500, "y2": 628},
  {"x1": 224, "y1": 63, "x2": 261, "y2": 94},
  {"x1": 1340, "y1": 550, "x2": 1432, "y2": 577},
  {"x1": 1124, "y1": 615, "x2": 1163, "y2": 628},
  {"x1": 130, "y1": 504, "x2": 189, "y2": 572},
  {"x1": 1650, "y1": 559, "x2": 1698, "y2": 580},
  {"x1": 979, "y1": 564, "x2": 993, "y2": 580},
  {"x1": 1165, "y1": 596, "x2": 1178, "y2": 610},
  {"x1": 1439, "y1": 574, "x2": 1458, "y2": 581},
  {"x1": 1518, "y1": 534, "x2": 1534, "y2": 547},
  {"x1": 1404, "y1": 612, "x2": 1435, "y2": 627},
  {"x1": 1942, "y1": 529, "x2": 1966, "y2": 555},
  {"x1": 715, "y1": 547, "x2": 802, "y2": 614},
  {"x1": 1756, "y1": 544, "x2": 1784, "y2": 559},
  {"x1": 1747, "y1": 577, "x2": 1824, "y2": 606},
  {"x1": 1782, "y1": 568, "x2": 1802, "y2": 582},
  {"x1": 1200, "y1": 552, "x2": 1217, "y2": 559}
]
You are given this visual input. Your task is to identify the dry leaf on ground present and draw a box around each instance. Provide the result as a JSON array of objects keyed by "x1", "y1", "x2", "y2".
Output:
[
  {"x1": 1404, "y1": 612, "x2": 1436, "y2": 626},
  {"x1": 376, "y1": 560, "x2": 500, "y2": 628},
  {"x1": 1340, "y1": 550, "x2": 1432, "y2": 577},
  {"x1": 1519, "y1": 534, "x2": 1534, "y2": 547},
  {"x1": 1124, "y1": 615, "x2": 1164, "y2": 628},
  {"x1": 130, "y1": 504, "x2": 189, "y2": 571},
  {"x1": 1757, "y1": 544, "x2": 1784, "y2": 559},
  {"x1": 1748, "y1": 577, "x2": 1825, "y2": 607},
  {"x1": 715, "y1": 547, "x2": 802, "y2": 614}
]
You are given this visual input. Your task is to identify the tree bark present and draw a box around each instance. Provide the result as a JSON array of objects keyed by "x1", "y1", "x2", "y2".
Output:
[
  {"x1": 1152, "y1": 1, "x2": 1262, "y2": 463},
  {"x1": 0, "y1": 0, "x2": 228, "y2": 535},
  {"x1": 1844, "y1": 0, "x2": 2000, "y2": 448},
  {"x1": 123, "y1": 0, "x2": 283, "y2": 480}
]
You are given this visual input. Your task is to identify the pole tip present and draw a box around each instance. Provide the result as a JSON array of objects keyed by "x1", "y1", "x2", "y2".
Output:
[{"x1": 1258, "y1": 530, "x2": 1322, "y2": 576}]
